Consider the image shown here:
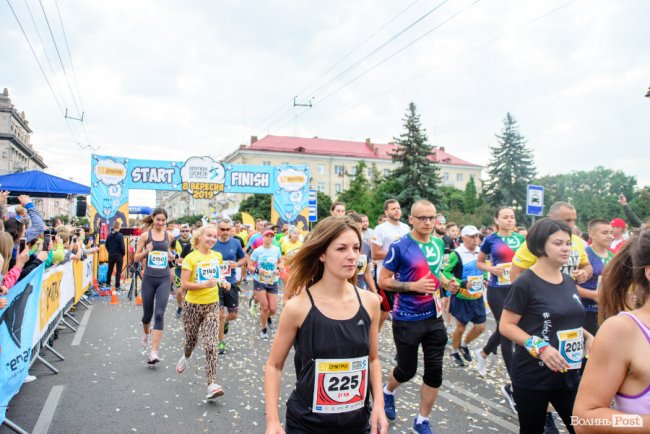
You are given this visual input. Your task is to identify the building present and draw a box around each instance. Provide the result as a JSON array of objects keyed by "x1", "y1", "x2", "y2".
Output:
[
  {"x1": 223, "y1": 135, "x2": 483, "y2": 203},
  {"x1": 0, "y1": 88, "x2": 47, "y2": 175}
]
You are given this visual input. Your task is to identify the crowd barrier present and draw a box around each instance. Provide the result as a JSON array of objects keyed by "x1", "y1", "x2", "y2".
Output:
[{"x1": 1, "y1": 254, "x2": 96, "y2": 433}]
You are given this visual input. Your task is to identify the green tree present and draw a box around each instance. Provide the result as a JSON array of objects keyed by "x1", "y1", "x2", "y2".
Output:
[
  {"x1": 174, "y1": 214, "x2": 205, "y2": 225},
  {"x1": 316, "y1": 190, "x2": 333, "y2": 221},
  {"x1": 389, "y1": 102, "x2": 443, "y2": 213},
  {"x1": 483, "y1": 113, "x2": 537, "y2": 223},
  {"x1": 337, "y1": 160, "x2": 373, "y2": 215},
  {"x1": 238, "y1": 194, "x2": 271, "y2": 221},
  {"x1": 463, "y1": 175, "x2": 478, "y2": 214},
  {"x1": 630, "y1": 187, "x2": 650, "y2": 222},
  {"x1": 441, "y1": 186, "x2": 464, "y2": 212}
]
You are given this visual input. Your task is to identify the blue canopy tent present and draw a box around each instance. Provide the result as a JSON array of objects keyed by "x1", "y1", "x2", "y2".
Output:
[{"x1": 0, "y1": 170, "x2": 89, "y2": 198}]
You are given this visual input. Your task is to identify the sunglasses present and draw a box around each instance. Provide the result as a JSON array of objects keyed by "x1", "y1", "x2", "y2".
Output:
[{"x1": 219, "y1": 227, "x2": 232, "y2": 231}]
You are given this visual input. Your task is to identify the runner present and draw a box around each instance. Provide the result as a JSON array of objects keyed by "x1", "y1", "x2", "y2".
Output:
[
  {"x1": 442, "y1": 225, "x2": 487, "y2": 368},
  {"x1": 279, "y1": 226, "x2": 302, "y2": 290},
  {"x1": 577, "y1": 219, "x2": 614, "y2": 336},
  {"x1": 248, "y1": 229, "x2": 283, "y2": 339},
  {"x1": 573, "y1": 230, "x2": 650, "y2": 428},
  {"x1": 212, "y1": 219, "x2": 246, "y2": 355},
  {"x1": 349, "y1": 213, "x2": 378, "y2": 296},
  {"x1": 134, "y1": 207, "x2": 175, "y2": 365},
  {"x1": 379, "y1": 200, "x2": 458, "y2": 434},
  {"x1": 264, "y1": 217, "x2": 387, "y2": 434},
  {"x1": 433, "y1": 214, "x2": 455, "y2": 327},
  {"x1": 475, "y1": 206, "x2": 525, "y2": 379},
  {"x1": 371, "y1": 198, "x2": 410, "y2": 331},
  {"x1": 359, "y1": 214, "x2": 374, "y2": 245},
  {"x1": 175, "y1": 224, "x2": 230, "y2": 399},
  {"x1": 609, "y1": 217, "x2": 628, "y2": 253},
  {"x1": 500, "y1": 218, "x2": 594, "y2": 434},
  {"x1": 331, "y1": 201, "x2": 346, "y2": 217},
  {"x1": 172, "y1": 224, "x2": 193, "y2": 318}
]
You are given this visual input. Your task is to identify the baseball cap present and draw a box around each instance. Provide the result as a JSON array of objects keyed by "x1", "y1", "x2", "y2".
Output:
[
  {"x1": 263, "y1": 229, "x2": 275, "y2": 237},
  {"x1": 435, "y1": 214, "x2": 446, "y2": 224},
  {"x1": 610, "y1": 218, "x2": 627, "y2": 228},
  {"x1": 461, "y1": 225, "x2": 480, "y2": 236}
]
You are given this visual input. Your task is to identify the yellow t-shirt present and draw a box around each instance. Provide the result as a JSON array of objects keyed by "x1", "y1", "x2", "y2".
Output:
[
  {"x1": 235, "y1": 230, "x2": 248, "y2": 247},
  {"x1": 512, "y1": 234, "x2": 589, "y2": 275},
  {"x1": 282, "y1": 239, "x2": 303, "y2": 256},
  {"x1": 182, "y1": 250, "x2": 223, "y2": 304}
]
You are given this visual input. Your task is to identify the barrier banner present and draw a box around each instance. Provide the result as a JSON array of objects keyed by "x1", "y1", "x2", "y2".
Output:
[
  {"x1": 0, "y1": 264, "x2": 44, "y2": 424},
  {"x1": 73, "y1": 256, "x2": 94, "y2": 303},
  {"x1": 39, "y1": 268, "x2": 63, "y2": 331}
]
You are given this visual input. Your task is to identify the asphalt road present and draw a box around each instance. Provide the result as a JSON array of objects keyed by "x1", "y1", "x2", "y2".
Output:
[{"x1": 2, "y1": 282, "x2": 568, "y2": 434}]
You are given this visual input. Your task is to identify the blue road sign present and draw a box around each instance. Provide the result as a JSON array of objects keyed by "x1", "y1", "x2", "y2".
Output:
[
  {"x1": 526, "y1": 185, "x2": 545, "y2": 216},
  {"x1": 308, "y1": 189, "x2": 317, "y2": 222}
]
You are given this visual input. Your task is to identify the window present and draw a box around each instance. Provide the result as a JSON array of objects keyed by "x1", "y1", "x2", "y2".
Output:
[
  {"x1": 281, "y1": 161, "x2": 289, "y2": 166},
  {"x1": 383, "y1": 169, "x2": 390, "y2": 177},
  {"x1": 334, "y1": 165, "x2": 345, "y2": 176},
  {"x1": 317, "y1": 164, "x2": 325, "y2": 175},
  {"x1": 262, "y1": 161, "x2": 271, "y2": 166},
  {"x1": 335, "y1": 183, "x2": 342, "y2": 193},
  {"x1": 317, "y1": 182, "x2": 326, "y2": 192},
  {"x1": 456, "y1": 173, "x2": 464, "y2": 182},
  {"x1": 350, "y1": 166, "x2": 357, "y2": 176},
  {"x1": 443, "y1": 172, "x2": 450, "y2": 182},
  {"x1": 367, "y1": 168, "x2": 373, "y2": 178}
]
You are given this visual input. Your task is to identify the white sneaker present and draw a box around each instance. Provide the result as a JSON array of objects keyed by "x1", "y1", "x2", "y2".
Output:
[
  {"x1": 23, "y1": 375, "x2": 37, "y2": 383},
  {"x1": 141, "y1": 333, "x2": 151, "y2": 348},
  {"x1": 474, "y1": 349, "x2": 487, "y2": 376},
  {"x1": 260, "y1": 330, "x2": 268, "y2": 340},
  {"x1": 176, "y1": 355, "x2": 189, "y2": 374},
  {"x1": 206, "y1": 383, "x2": 224, "y2": 399}
]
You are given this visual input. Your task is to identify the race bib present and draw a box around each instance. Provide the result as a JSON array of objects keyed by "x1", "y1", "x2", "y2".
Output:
[
  {"x1": 467, "y1": 275, "x2": 484, "y2": 295},
  {"x1": 556, "y1": 328, "x2": 584, "y2": 370},
  {"x1": 433, "y1": 289, "x2": 442, "y2": 318},
  {"x1": 357, "y1": 254, "x2": 368, "y2": 275},
  {"x1": 497, "y1": 263, "x2": 512, "y2": 285},
  {"x1": 259, "y1": 268, "x2": 275, "y2": 284},
  {"x1": 312, "y1": 356, "x2": 368, "y2": 414},
  {"x1": 195, "y1": 260, "x2": 220, "y2": 283},
  {"x1": 147, "y1": 251, "x2": 168, "y2": 269},
  {"x1": 219, "y1": 263, "x2": 231, "y2": 278}
]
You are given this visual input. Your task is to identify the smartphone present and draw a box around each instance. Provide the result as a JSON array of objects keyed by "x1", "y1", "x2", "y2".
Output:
[
  {"x1": 43, "y1": 235, "x2": 51, "y2": 251},
  {"x1": 71, "y1": 236, "x2": 77, "y2": 244},
  {"x1": 19, "y1": 238, "x2": 26, "y2": 252}
]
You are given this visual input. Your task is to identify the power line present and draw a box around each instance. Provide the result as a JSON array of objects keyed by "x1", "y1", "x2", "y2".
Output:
[{"x1": 312, "y1": 0, "x2": 578, "y2": 130}]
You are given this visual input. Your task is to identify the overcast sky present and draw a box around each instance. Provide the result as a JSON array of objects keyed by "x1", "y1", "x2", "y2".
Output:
[{"x1": 1, "y1": 0, "x2": 648, "y2": 206}]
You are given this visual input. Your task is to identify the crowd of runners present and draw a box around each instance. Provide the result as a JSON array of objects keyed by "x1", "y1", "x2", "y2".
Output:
[{"x1": 116, "y1": 193, "x2": 650, "y2": 434}]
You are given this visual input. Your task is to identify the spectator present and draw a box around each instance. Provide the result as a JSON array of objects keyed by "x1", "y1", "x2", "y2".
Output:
[
  {"x1": 609, "y1": 217, "x2": 628, "y2": 253},
  {"x1": 105, "y1": 220, "x2": 126, "y2": 290}
]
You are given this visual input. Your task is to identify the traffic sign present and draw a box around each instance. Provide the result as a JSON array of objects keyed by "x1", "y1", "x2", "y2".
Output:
[
  {"x1": 308, "y1": 189, "x2": 317, "y2": 222},
  {"x1": 526, "y1": 185, "x2": 544, "y2": 216}
]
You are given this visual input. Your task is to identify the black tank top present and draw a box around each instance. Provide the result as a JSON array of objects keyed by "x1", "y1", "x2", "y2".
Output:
[
  {"x1": 285, "y1": 286, "x2": 372, "y2": 434},
  {"x1": 143, "y1": 230, "x2": 170, "y2": 278}
]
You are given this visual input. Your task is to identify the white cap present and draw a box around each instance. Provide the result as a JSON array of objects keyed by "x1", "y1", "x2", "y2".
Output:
[{"x1": 461, "y1": 225, "x2": 480, "y2": 236}]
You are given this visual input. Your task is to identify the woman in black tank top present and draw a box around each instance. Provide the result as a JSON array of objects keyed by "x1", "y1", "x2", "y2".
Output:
[{"x1": 264, "y1": 217, "x2": 388, "y2": 434}]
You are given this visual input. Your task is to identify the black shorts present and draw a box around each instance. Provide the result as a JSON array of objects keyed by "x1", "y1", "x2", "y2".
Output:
[
  {"x1": 449, "y1": 296, "x2": 486, "y2": 325},
  {"x1": 378, "y1": 288, "x2": 395, "y2": 312},
  {"x1": 219, "y1": 284, "x2": 240, "y2": 312},
  {"x1": 253, "y1": 280, "x2": 279, "y2": 295}
]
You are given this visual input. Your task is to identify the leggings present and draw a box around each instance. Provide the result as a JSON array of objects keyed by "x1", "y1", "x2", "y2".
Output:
[
  {"x1": 182, "y1": 302, "x2": 220, "y2": 385},
  {"x1": 107, "y1": 254, "x2": 124, "y2": 288},
  {"x1": 141, "y1": 274, "x2": 170, "y2": 330},
  {"x1": 512, "y1": 385, "x2": 577, "y2": 434},
  {"x1": 482, "y1": 285, "x2": 513, "y2": 374}
]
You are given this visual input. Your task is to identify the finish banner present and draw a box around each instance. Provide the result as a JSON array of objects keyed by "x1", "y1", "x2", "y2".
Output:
[{"x1": 0, "y1": 264, "x2": 44, "y2": 424}]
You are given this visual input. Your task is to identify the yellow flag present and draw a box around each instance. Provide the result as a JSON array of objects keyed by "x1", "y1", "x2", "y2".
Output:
[{"x1": 241, "y1": 212, "x2": 255, "y2": 227}]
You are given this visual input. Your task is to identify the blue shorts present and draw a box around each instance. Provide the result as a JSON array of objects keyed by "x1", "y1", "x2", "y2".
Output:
[
  {"x1": 253, "y1": 280, "x2": 279, "y2": 295},
  {"x1": 449, "y1": 296, "x2": 486, "y2": 325}
]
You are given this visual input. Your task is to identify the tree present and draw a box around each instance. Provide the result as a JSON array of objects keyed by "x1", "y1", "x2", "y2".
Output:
[
  {"x1": 337, "y1": 160, "x2": 373, "y2": 215},
  {"x1": 463, "y1": 175, "x2": 478, "y2": 214},
  {"x1": 483, "y1": 113, "x2": 536, "y2": 223},
  {"x1": 389, "y1": 102, "x2": 443, "y2": 213},
  {"x1": 238, "y1": 194, "x2": 271, "y2": 221},
  {"x1": 441, "y1": 186, "x2": 464, "y2": 212},
  {"x1": 316, "y1": 191, "x2": 333, "y2": 221}
]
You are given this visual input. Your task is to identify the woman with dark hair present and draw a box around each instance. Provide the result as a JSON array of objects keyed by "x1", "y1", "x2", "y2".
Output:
[
  {"x1": 264, "y1": 217, "x2": 387, "y2": 434},
  {"x1": 134, "y1": 207, "x2": 175, "y2": 364},
  {"x1": 573, "y1": 231, "x2": 650, "y2": 430},
  {"x1": 500, "y1": 218, "x2": 594, "y2": 434}
]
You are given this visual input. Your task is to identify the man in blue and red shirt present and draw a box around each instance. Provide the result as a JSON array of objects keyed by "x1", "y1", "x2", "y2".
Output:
[{"x1": 378, "y1": 199, "x2": 459, "y2": 434}]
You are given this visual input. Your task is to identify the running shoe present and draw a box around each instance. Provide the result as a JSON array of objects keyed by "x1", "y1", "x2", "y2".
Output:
[
  {"x1": 260, "y1": 330, "x2": 269, "y2": 340},
  {"x1": 205, "y1": 383, "x2": 225, "y2": 400},
  {"x1": 412, "y1": 418, "x2": 433, "y2": 434},
  {"x1": 500, "y1": 384, "x2": 517, "y2": 414},
  {"x1": 267, "y1": 317, "x2": 273, "y2": 330},
  {"x1": 223, "y1": 322, "x2": 229, "y2": 335},
  {"x1": 147, "y1": 352, "x2": 160, "y2": 365},
  {"x1": 176, "y1": 355, "x2": 189, "y2": 373},
  {"x1": 140, "y1": 333, "x2": 151, "y2": 348},
  {"x1": 383, "y1": 384, "x2": 396, "y2": 421},
  {"x1": 175, "y1": 307, "x2": 182, "y2": 318},
  {"x1": 543, "y1": 412, "x2": 560, "y2": 434},
  {"x1": 459, "y1": 345, "x2": 472, "y2": 362},
  {"x1": 23, "y1": 375, "x2": 37, "y2": 383},
  {"x1": 474, "y1": 349, "x2": 487, "y2": 376},
  {"x1": 451, "y1": 352, "x2": 465, "y2": 367},
  {"x1": 249, "y1": 301, "x2": 259, "y2": 317},
  {"x1": 218, "y1": 341, "x2": 226, "y2": 355}
]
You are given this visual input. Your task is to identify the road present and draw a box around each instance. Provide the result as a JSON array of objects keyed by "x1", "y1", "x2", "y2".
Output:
[{"x1": 2, "y1": 282, "x2": 564, "y2": 434}]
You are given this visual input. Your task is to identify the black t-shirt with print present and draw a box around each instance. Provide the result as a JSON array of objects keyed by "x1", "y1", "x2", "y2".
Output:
[{"x1": 504, "y1": 269, "x2": 585, "y2": 390}]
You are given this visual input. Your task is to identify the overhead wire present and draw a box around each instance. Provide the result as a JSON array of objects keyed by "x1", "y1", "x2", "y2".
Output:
[{"x1": 311, "y1": 0, "x2": 578, "y2": 130}]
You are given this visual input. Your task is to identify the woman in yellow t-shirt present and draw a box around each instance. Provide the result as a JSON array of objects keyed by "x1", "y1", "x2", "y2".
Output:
[
  {"x1": 175, "y1": 224, "x2": 231, "y2": 400},
  {"x1": 280, "y1": 227, "x2": 303, "y2": 290}
]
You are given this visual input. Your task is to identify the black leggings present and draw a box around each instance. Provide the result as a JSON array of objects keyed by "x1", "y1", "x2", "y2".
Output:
[
  {"x1": 482, "y1": 285, "x2": 513, "y2": 374},
  {"x1": 512, "y1": 385, "x2": 577, "y2": 434},
  {"x1": 141, "y1": 274, "x2": 171, "y2": 330}
]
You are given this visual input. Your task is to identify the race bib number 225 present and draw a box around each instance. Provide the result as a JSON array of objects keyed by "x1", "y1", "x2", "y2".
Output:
[{"x1": 312, "y1": 356, "x2": 368, "y2": 414}]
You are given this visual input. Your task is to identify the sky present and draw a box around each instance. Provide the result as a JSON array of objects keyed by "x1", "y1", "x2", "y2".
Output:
[{"x1": 1, "y1": 0, "x2": 649, "y2": 207}]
